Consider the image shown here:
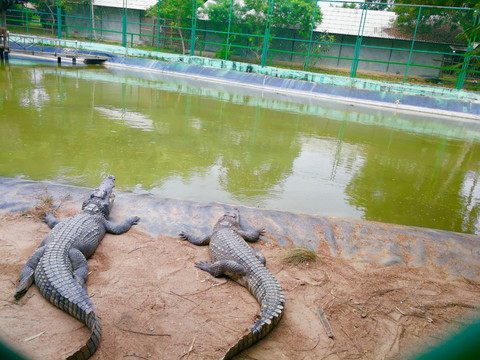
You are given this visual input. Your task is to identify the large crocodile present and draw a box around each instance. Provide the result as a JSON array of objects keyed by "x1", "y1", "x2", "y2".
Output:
[
  {"x1": 180, "y1": 208, "x2": 284, "y2": 359},
  {"x1": 14, "y1": 175, "x2": 140, "y2": 360}
]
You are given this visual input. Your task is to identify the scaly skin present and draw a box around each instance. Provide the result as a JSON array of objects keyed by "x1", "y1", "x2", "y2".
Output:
[
  {"x1": 180, "y1": 208, "x2": 284, "y2": 360},
  {"x1": 14, "y1": 175, "x2": 140, "y2": 360}
]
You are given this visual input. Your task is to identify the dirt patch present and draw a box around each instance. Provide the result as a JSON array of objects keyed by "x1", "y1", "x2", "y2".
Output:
[{"x1": 1, "y1": 210, "x2": 479, "y2": 360}]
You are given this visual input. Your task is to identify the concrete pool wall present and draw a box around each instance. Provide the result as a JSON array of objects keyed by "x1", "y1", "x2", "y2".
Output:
[
  {"x1": 7, "y1": 34, "x2": 480, "y2": 120},
  {"x1": 2, "y1": 177, "x2": 479, "y2": 282}
]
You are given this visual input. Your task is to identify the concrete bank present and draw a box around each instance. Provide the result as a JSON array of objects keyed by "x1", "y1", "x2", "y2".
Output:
[
  {"x1": 2, "y1": 177, "x2": 479, "y2": 281},
  {"x1": 8, "y1": 34, "x2": 480, "y2": 120}
]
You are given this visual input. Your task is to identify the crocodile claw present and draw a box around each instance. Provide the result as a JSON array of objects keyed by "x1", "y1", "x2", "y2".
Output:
[{"x1": 195, "y1": 261, "x2": 212, "y2": 272}]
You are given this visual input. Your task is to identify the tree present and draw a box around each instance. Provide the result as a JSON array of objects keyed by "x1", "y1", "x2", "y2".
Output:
[
  {"x1": 343, "y1": 0, "x2": 394, "y2": 11},
  {"x1": 201, "y1": 0, "x2": 322, "y2": 60},
  {"x1": 450, "y1": 2, "x2": 480, "y2": 81},
  {"x1": 364, "y1": 0, "x2": 393, "y2": 11},
  {"x1": 393, "y1": 0, "x2": 478, "y2": 44},
  {"x1": 200, "y1": 0, "x2": 244, "y2": 58},
  {"x1": 145, "y1": 0, "x2": 207, "y2": 55},
  {"x1": 1, "y1": 0, "x2": 27, "y2": 30},
  {"x1": 27, "y1": 0, "x2": 88, "y2": 36},
  {"x1": 464, "y1": 3, "x2": 480, "y2": 56}
]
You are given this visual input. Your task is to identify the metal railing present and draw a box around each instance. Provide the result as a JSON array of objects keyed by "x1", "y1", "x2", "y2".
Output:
[
  {"x1": 3, "y1": 1, "x2": 479, "y2": 91},
  {"x1": 9, "y1": 34, "x2": 78, "y2": 58}
]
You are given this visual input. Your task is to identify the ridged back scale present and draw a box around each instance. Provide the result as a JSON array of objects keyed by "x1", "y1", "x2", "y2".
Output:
[
  {"x1": 34, "y1": 211, "x2": 104, "y2": 360},
  {"x1": 210, "y1": 227, "x2": 285, "y2": 360}
]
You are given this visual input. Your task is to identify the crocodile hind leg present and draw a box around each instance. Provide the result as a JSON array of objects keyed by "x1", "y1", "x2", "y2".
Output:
[
  {"x1": 69, "y1": 248, "x2": 89, "y2": 293},
  {"x1": 14, "y1": 246, "x2": 46, "y2": 300},
  {"x1": 251, "y1": 246, "x2": 266, "y2": 266},
  {"x1": 196, "y1": 260, "x2": 246, "y2": 279}
]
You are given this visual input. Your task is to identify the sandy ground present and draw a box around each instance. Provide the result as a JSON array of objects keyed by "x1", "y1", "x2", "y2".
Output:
[{"x1": 1, "y1": 206, "x2": 480, "y2": 360}]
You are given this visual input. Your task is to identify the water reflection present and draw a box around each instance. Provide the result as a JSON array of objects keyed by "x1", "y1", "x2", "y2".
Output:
[
  {"x1": 344, "y1": 131, "x2": 480, "y2": 234},
  {"x1": 95, "y1": 106, "x2": 154, "y2": 131},
  {"x1": 0, "y1": 58, "x2": 479, "y2": 234}
]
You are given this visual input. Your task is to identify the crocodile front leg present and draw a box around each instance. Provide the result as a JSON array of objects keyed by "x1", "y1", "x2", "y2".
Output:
[
  {"x1": 14, "y1": 246, "x2": 45, "y2": 300},
  {"x1": 105, "y1": 216, "x2": 140, "y2": 234},
  {"x1": 179, "y1": 231, "x2": 211, "y2": 246},
  {"x1": 238, "y1": 216, "x2": 264, "y2": 242},
  {"x1": 43, "y1": 213, "x2": 62, "y2": 229},
  {"x1": 238, "y1": 228, "x2": 264, "y2": 242}
]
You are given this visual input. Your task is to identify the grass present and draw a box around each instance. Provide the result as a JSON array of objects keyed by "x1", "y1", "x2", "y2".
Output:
[
  {"x1": 23, "y1": 192, "x2": 56, "y2": 220},
  {"x1": 281, "y1": 247, "x2": 318, "y2": 266},
  {"x1": 22, "y1": 190, "x2": 70, "y2": 220}
]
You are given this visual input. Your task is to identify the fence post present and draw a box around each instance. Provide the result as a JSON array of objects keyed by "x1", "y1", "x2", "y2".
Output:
[
  {"x1": 456, "y1": 9, "x2": 479, "y2": 90},
  {"x1": 90, "y1": 0, "x2": 93, "y2": 41},
  {"x1": 122, "y1": 0, "x2": 128, "y2": 47},
  {"x1": 304, "y1": 0, "x2": 318, "y2": 72},
  {"x1": 261, "y1": 0, "x2": 274, "y2": 67},
  {"x1": 157, "y1": 0, "x2": 161, "y2": 51},
  {"x1": 56, "y1": 0, "x2": 62, "y2": 39},
  {"x1": 225, "y1": 0, "x2": 234, "y2": 60},
  {"x1": 26, "y1": 10, "x2": 29, "y2": 35},
  {"x1": 456, "y1": 45, "x2": 473, "y2": 90},
  {"x1": 190, "y1": 0, "x2": 197, "y2": 56},
  {"x1": 403, "y1": 6, "x2": 422, "y2": 83},
  {"x1": 350, "y1": 2, "x2": 368, "y2": 78}
]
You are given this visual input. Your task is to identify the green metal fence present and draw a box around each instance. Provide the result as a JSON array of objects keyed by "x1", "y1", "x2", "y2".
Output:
[{"x1": 3, "y1": 1, "x2": 479, "y2": 91}]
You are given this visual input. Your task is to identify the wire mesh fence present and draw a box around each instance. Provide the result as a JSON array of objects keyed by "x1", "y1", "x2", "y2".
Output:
[{"x1": 3, "y1": 1, "x2": 479, "y2": 91}]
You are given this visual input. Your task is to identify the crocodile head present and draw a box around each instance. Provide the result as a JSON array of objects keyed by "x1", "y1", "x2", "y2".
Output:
[
  {"x1": 81, "y1": 175, "x2": 116, "y2": 217},
  {"x1": 214, "y1": 208, "x2": 240, "y2": 230}
]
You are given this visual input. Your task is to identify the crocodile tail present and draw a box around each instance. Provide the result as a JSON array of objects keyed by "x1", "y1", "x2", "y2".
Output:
[
  {"x1": 66, "y1": 311, "x2": 102, "y2": 360},
  {"x1": 220, "y1": 301, "x2": 284, "y2": 360},
  {"x1": 220, "y1": 331, "x2": 256, "y2": 360}
]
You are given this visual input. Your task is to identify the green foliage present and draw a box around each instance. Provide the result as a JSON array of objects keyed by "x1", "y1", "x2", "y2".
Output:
[
  {"x1": 304, "y1": 32, "x2": 334, "y2": 66},
  {"x1": 215, "y1": 46, "x2": 231, "y2": 59},
  {"x1": 364, "y1": 0, "x2": 392, "y2": 11},
  {"x1": 1, "y1": 0, "x2": 28, "y2": 10},
  {"x1": 145, "y1": 0, "x2": 206, "y2": 28},
  {"x1": 202, "y1": 0, "x2": 321, "y2": 38},
  {"x1": 341, "y1": 2, "x2": 357, "y2": 9},
  {"x1": 1, "y1": 0, "x2": 28, "y2": 28},
  {"x1": 342, "y1": 1, "x2": 393, "y2": 11},
  {"x1": 463, "y1": 2, "x2": 480, "y2": 46},
  {"x1": 451, "y1": 3, "x2": 480, "y2": 70},
  {"x1": 271, "y1": 0, "x2": 320, "y2": 37},
  {"x1": 201, "y1": 0, "x2": 321, "y2": 59},
  {"x1": 145, "y1": 1, "x2": 207, "y2": 55},
  {"x1": 393, "y1": 0, "x2": 478, "y2": 44},
  {"x1": 203, "y1": 0, "x2": 243, "y2": 33}
]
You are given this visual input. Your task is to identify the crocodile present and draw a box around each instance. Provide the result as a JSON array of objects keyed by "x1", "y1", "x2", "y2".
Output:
[
  {"x1": 180, "y1": 208, "x2": 284, "y2": 360},
  {"x1": 14, "y1": 175, "x2": 140, "y2": 360}
]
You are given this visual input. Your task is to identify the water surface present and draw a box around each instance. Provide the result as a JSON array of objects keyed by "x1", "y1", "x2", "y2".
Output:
[{"x1": 1, "y1": 56, "x2": 479, "y2": 234}]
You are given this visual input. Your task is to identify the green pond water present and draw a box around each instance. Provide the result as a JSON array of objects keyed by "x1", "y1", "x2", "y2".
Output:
[{"x1": 1, "y1": 56, "x2": 479, "y2": 235}]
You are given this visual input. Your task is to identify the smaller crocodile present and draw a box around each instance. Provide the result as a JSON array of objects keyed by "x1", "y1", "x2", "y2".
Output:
[
  {"x1": 14, "y1": 175, "x2": 140, "y2": 360},
  {"x1": 180, "y1": 208, "x2": 284, "y2": 360}
]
